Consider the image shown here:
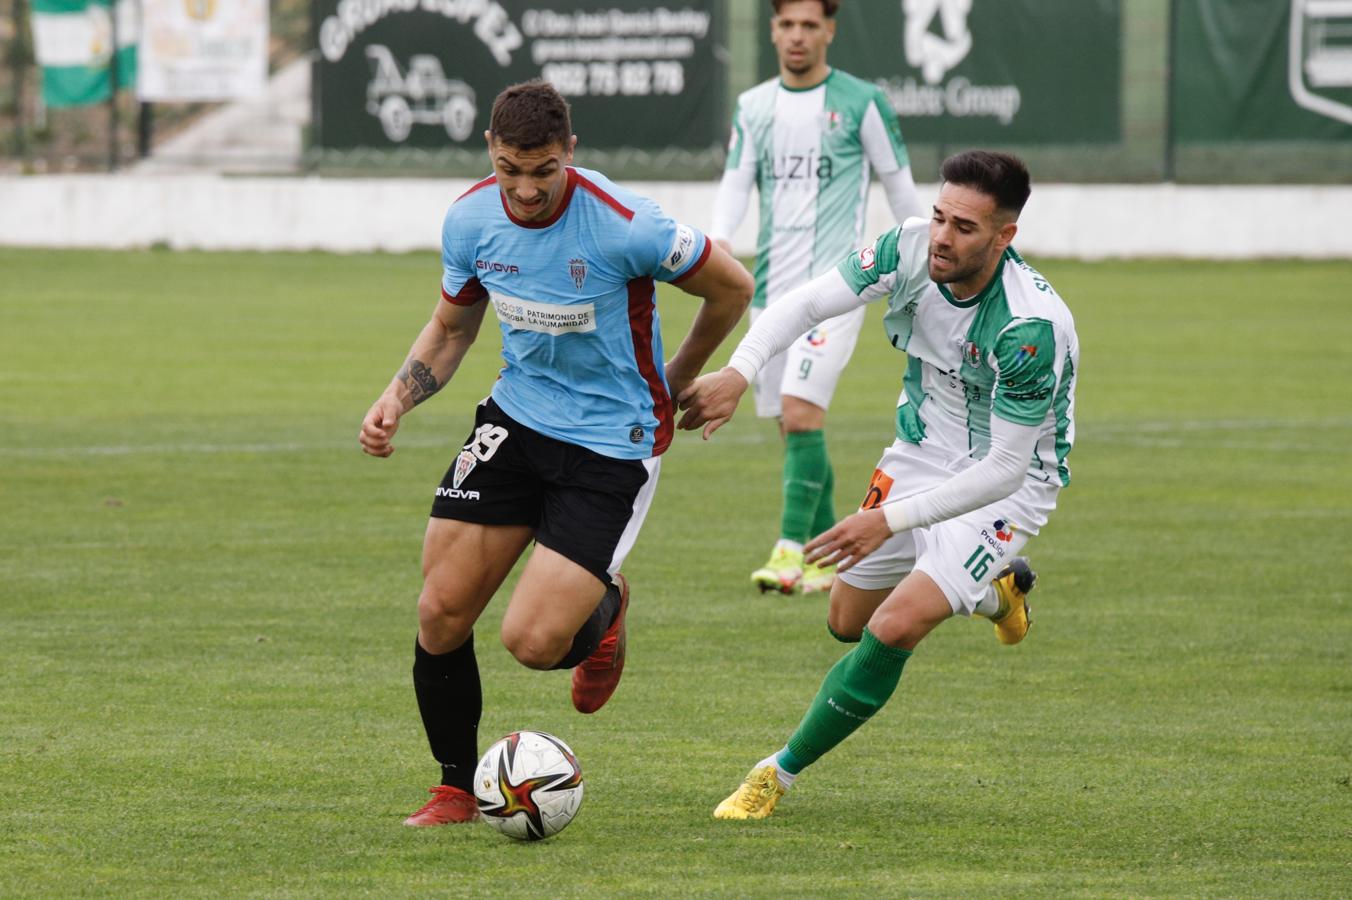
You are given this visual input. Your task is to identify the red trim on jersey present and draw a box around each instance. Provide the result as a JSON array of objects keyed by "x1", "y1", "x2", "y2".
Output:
[
  {"x1": 456, "y1": 175, "x2": 497, "y2": 203},
  {"x1": 500, "y1": 168, "x2": 579, "y2": 229},
  {"x1": 442, "y1": 277, "x2": 488, "y2": 306},
  {"x1": 627, "y1": 277, "x2": 673, "y2": 456},
  {"x1": 572, "y1": 169, "x2": 636, "y2": 221},
  {"x1": 670, "y1": 236, "x2": 712, "y2": 285}
]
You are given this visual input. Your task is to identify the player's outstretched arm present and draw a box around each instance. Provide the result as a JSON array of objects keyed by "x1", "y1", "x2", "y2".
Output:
[
  {"x1": 805, "y1": 416, "x2": 1041, "y2": 570},
  {"x1": 663, "y1": 242, "x2": 754, "y2": 401},
  {"x1": 358, "y1": 299, "x2": 489, "y2": 458},
  {"x1": 677, "y1": 267, "x2": 865, "y2": 439}
]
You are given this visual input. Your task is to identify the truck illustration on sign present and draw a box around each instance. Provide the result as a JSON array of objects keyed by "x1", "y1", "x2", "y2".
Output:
[{"x1": 365, "y1": 44, "x2": 477, "y2": 143}]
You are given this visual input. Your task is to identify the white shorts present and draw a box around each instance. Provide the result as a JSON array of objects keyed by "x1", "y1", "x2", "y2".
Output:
[
  {"x1": 751, "y1": 303, "x2": 868, "y2": 418},
  {"x1": 837, "y1": 438, "x2": 1061, "y2": 616}
]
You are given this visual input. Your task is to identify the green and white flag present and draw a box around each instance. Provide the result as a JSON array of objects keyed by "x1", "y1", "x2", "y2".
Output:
[{"x1": 31, "y1": 0, "x2": 138, "y2": 108}]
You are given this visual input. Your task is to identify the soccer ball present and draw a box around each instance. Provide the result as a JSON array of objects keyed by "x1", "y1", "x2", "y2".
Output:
[{"x1": 473, "y1": 731, "x2": 584, "y2": 841}]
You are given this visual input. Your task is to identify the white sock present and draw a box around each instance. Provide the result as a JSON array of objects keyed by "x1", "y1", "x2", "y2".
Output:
[
  {"x1": 775, "y1": 539, "x2": 804, "y2": 554},
  {"x1": 758, "y1": 753, "x2": 796, "y2": 790},
  {"x1": 974, "y1": 584, "x2": 1001, "y2": 618}
]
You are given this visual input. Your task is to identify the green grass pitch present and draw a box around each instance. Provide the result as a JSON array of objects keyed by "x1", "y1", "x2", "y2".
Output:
[{"x1": 2, "y1": 247, "x2": 1350, "y2": 897}]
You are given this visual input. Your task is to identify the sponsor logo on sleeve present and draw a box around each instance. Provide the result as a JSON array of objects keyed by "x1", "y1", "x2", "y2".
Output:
[
  {"x1": 661, "y1": 224, "x2": 697, "y2": 272},
  {"x1": 629, "y1": 426, "x2": 645, "y2": 444},
  {"x1": 858, "y1": 247, "x2": 876, "y2": 271}
]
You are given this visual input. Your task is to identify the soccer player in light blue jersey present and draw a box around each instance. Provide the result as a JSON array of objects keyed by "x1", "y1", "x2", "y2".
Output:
[
  {"x1": 359, "y1": 81, "x2": 752, "y2": 827},
  {"x1": 712, "y1": 0, "x2": 923, "y2": 597}
]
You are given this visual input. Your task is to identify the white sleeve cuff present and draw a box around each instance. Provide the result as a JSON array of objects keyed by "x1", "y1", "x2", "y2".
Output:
[
  {"x1": 883, "y1": 498, "x2": 914, "y2": 533},
  {"x1": 728, "y1": 357, "x2": 759, "y2": 385}
]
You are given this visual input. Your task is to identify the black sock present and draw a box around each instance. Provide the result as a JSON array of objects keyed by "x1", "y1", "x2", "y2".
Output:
[
  {"x1": 550, "y1": 581, "x2": 620, "y2": 670},
  {"x1": 413, "y1": 633, "x2": 481, "y2": 792}
]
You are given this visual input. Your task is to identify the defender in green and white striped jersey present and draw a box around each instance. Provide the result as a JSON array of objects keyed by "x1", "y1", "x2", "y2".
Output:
[
  {"x1": 711, "y1": 0, "x2": 922, "y2": 596},
  {"x1": 682, "y1": 153, "x2": 1080, "y2": 820}
]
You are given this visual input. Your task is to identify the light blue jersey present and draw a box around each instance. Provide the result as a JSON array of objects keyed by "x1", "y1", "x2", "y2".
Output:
[{"x1": 441, "y1": 166, "x2": 711, "y2": 459}]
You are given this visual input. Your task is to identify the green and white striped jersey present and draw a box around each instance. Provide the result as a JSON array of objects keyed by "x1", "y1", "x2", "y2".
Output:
[
  {"x1": 719, "y1": 69, "x2": 913, "y2": 309},
  {"x1": 839, "y1": 219, "x2": 1079, "y2": 487}
]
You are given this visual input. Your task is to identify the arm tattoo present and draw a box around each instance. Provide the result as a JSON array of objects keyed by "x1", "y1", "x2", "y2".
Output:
[{"x1": 397, "y1": 359, "x2": 442, "y2": 406}]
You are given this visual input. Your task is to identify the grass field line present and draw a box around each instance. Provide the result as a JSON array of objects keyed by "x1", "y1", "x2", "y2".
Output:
[{"x1": 3, "y1": 416, "x2": 1349, "y2": 458}]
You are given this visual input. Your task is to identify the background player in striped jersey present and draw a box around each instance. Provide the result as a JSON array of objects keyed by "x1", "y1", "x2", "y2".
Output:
[
  {"x1": 680, "y1": 151, "x2": 1079, "y2": 819},
  {"x1": 359, "y1": 81, "x2": 752, "y2": 827},
  {"x1": 710, "y1": 0, "x2": 924, "y2": 596}
]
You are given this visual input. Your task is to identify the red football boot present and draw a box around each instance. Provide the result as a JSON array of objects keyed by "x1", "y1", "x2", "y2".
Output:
[
  {"x1": 402, "y1": 785, "x2": 479, "y2": 827},
  {"x1": 571, "y1": 574, "x2": 629, "y2": 714}
]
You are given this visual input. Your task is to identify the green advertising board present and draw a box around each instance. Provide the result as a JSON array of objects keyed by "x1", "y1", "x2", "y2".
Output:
[
  {"x1": 756, "y1": 0, "x2": 1122, "y2": 144},
  {"x1": 1173, "y1": 0, "x2": 1352, "y2": 142},
  {"x1": 314, "y1": 1, "x2": 725, "y2": 152}
]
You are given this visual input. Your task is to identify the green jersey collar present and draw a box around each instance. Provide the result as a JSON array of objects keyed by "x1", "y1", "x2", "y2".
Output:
[
  {"x1": 779, "y1": 68, "x2": 834, "y2": 93},
  {"x1": 937, "y1": 249, "x2": 1010, "y2": 309}
]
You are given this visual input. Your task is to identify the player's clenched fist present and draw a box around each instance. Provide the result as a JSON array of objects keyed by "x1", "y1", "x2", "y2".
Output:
[{"x1": 359, "y1": 396, "x2": 404, "y2": 457}]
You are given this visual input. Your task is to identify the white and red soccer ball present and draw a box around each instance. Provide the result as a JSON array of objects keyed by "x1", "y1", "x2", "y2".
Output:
[{"x1": 473, "y1": 731, "x2": 584, "y2": 841}]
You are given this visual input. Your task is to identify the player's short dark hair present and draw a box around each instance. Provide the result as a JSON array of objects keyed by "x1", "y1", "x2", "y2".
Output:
[
  {"x1": 940, "y1": 151, "x2": 1031, "y2": 218},
  {"x1": 771, "y1": 0, "x2": 839, "y2": 16},
  {"x1": 489, "y1": 81, "x2": 572, "y2": 151}
]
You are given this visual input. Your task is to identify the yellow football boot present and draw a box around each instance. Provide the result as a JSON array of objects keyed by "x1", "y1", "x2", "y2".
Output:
[
  {"x1": 800, "y1": 559, "x2": 836, "y2": 594},
  {"x1": 986, "y1": 556, "x2": 1036, "y2": 645},
  {"x1": 713, "y1": 765, "x2": 787, "y2": 820},
  {"x1": 751, "y1": 543, "x2": 803, "y2": 595}
]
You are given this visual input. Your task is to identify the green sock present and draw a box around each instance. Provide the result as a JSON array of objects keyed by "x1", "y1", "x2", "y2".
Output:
[
  {"x1": 809, "y1": 460, "x2": 836, "y2": 540},
  {"x1": 781, "y1": 429, "x2": 828, "y2": 544},
  {"x1": 780, "y1": 629, "x2": 912, "y2": 773}
]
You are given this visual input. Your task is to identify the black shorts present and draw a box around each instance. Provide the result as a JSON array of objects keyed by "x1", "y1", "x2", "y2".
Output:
[{"x1": 430, "y1": 398, "x2": 660, "y2": 586}]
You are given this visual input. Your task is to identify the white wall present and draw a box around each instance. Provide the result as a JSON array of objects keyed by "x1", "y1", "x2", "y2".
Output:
[{"x1": 1, "y1": 175, "x2": 1349, "y2": 258}]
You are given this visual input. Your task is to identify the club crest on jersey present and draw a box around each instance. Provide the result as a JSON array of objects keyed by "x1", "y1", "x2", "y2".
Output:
[
  {"x1": 964, "y1": 341, "x2": 983, "y2": 368},
  {"x1": 858, "y1": 247, "x2": 876, "y2": 271},
  {"x1": 568, "y1": 258, "x2": 588, "y2": 291},
  {"x1": 819, "y1": 109, "x2": 843, "y2": 132},
  {"x1": 452, "y1": 449, "x2": 476, "y2": 490}
]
